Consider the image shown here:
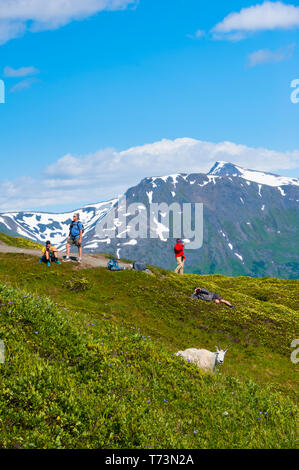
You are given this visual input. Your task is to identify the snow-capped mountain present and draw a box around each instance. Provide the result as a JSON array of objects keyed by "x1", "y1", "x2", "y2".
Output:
[
  {"x1": 208, "y1": 161, "x2": 299, "y2": 187},
  {"x1": 0, "y1": 162, "x2": 298, "y2": 278},
  {"x1": 0, "y1": 200, "x2": 117, "y2": 250}
]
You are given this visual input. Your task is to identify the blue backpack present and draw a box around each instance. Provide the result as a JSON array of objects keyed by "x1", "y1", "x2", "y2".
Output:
[
  {"x1": 107, "y1": 259, "x2": 121, "y2": 271},
  {"x1": 133, "y1": 261, "x2": 147, "y2": 272}
]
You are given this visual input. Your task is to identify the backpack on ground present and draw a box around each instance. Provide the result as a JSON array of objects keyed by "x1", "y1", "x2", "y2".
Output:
[
  {"x1": 133, "y1": 261, "x2": 147, "y2": 272},
  {"x1": 107, "y1": 258, "x2": 125, "y2": 271}
]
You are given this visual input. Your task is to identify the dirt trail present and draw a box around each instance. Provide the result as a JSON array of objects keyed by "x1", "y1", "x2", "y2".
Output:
[{"x1": 0, "y1": 241, "x2": 131, "y2": 269}]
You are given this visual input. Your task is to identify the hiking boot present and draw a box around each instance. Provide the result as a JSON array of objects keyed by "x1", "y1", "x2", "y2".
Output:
[{"x1": 64, "y1": 257, "x2": 71, "y2": 262}]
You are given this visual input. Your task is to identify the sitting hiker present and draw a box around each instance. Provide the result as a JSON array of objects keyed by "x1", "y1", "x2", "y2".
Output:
[
  {"x1": 192, "y1": 287, "x2": 235, "y2": 309},
  {"x1": 40, "y1": 241, "x2": 61, "y2": 267},
  {"x1": 65, "y1": 213, "x2": 84, "y2": 263}
]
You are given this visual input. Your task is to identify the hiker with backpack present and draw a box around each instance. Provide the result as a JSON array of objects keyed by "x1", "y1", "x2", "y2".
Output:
[
  {"x1": 191, "y1": 287, "x2": 235, "y2": 309},
  {"x1": 174, "y1": 238, "x2": 186, "y2": 275},
  {"x1": 39, "y1": 240, "x2": 61, "y2": 267},
  {"x1": 64, "y1": 213, "x2": 84, "y2": 263}
]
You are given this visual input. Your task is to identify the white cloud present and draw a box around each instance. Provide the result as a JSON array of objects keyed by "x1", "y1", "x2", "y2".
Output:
[
  {"x1": 0, "y1": 18, "x2": 26, "y2": 44},
  {"x1": 0, "y1": 137, "x2": 299, "y2": 211},
  {"x1": 10, "y1": 78, "x2": 39, "y2": 93},
  {"x1": 247, "y1": 43, "x2": 295, "y2": 66},
  {"x1": 212, "y1": 1, "x2": 299, "y2": 40},
  {"x1": 0, "y1": 0, "x2": 137, "y2": 44},
  {"x1": 4, "y1": 65, "x2": 39, "y2": 77}
]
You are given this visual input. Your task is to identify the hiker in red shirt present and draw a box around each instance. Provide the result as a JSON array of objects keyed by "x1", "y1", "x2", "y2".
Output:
[{"x1": 174, "y1": 238, "x2": 186, "y2": 275}]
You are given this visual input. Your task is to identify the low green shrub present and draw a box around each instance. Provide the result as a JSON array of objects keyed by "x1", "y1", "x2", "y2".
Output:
[
  {"x1": 0, "y1": 282, "x2": 297, "y2": 449},
  {"x1": 65, "y1": 278, "x2": 89, "y2": 292}
]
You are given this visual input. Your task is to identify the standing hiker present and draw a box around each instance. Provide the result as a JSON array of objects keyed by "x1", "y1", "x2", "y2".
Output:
[
  {"x1": 64, "y1": 213, "x2": 84, "y2": 263},
  {"x1": 174, "y1": 238, "x2": 185, "y2": 275}
]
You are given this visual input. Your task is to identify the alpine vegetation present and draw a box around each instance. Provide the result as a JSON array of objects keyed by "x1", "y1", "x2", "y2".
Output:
[
  {"x1": 176, "y1": 346, "x2": 228, "y2": 373},
  {"x1": 0, "y1": 258, "x2": 297, "y2": 449}
]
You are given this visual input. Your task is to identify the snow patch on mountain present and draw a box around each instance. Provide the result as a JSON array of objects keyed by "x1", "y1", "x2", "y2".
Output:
[
  {"x1": 121, "y1": 239, "x2": 138, "y2": 246},
  {"x1": 0, "y1": 199, "x2": 117, "y2": 249},
  {"x1": 209, "y1": 161, "x2": 299, "y2": 188},
  {"x1": 0, "y1": 216, "x2": 10, "y2": 230},
  {"x1": 235, "y1": 252, "x2": 244, "y2": 262},
  {"x1": 278, "y1": 187, "x2": 286, "y2": 197},
  {"x1": 151, "y1": 174, "x2": 184, "y2": 187}
]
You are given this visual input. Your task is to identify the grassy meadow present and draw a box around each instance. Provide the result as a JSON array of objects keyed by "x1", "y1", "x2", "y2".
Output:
[{"x1": 0, "y1": 251, "x2": 297, "y2": 448}]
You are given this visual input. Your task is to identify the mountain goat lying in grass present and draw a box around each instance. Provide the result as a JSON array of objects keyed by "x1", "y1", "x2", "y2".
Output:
[{"x1": 176, "y1": 346, "x2": 228, "y2": 373}]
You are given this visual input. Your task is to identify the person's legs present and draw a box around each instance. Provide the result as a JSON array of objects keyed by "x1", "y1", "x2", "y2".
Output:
[
  {"x1": 180, "y1": 257, "x2": 185, "y2": 275},
  {"x1": 75, "y1": 239, "x2": 82, "y2": 262},
  {"x1": 174, "y1": 258, "x2": 181, "y2": 274},
  {"x1": 52, "y1": 253, "x2": 61, "y2": 264},
  {"x1": 220, "y1": 299, "x2": 234, "y2": 307},
  {"x1": 212, "y1": 292, "x2": 235, "y2": 308},
  {"x1": 66, "y1": 242, "x2": 70, "y2": 258},
  {"x1": 175, "y1": 257, "x2": 183, "y2": 274},
  {"x1": 65, "y1": 238, "x2": 74, "y2": 261},
  {"x1": 43, "y1": 251, "x2": 51, "y2": 267}
]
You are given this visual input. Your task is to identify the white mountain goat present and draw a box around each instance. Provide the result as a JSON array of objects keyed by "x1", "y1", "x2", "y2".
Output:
[{"x1": 176, "y1": 346, "x2": 228, "y2": 373}]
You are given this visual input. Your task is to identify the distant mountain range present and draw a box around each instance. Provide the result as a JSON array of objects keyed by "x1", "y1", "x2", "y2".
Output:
[{"x1": 1, "y1": 162, "x2": 298, "y2": 279}]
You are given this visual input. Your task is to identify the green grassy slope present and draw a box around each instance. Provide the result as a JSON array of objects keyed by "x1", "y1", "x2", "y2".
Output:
[
  {"x1": 0, "y1": 253, "x2": 298, "y2": 448},
  {"x1": 0, "y1": 233, "x2": 42, "y2": 250}
]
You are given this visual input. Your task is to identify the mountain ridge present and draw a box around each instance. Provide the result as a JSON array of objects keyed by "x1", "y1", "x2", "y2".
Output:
[{"x1": 0, "y1": 162, "x2": 298, "y2": 278}]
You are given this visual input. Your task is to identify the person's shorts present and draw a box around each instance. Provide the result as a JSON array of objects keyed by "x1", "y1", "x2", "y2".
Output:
[
  {"x1": 212, "y1": 293, "x2": 222, "y2": 301},
  {"x1": 68, "y1": 237, "x2": 81, "y2": 247}
]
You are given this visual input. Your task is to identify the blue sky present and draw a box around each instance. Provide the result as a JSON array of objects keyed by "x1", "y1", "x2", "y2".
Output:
[{"x1": 0, "y1": 0, "x2": 299, "y2": 211}]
